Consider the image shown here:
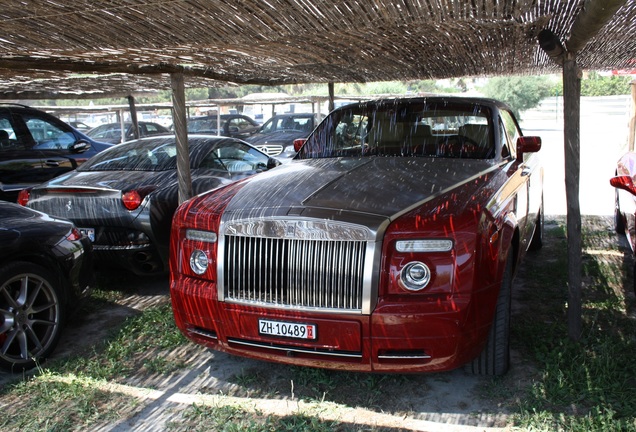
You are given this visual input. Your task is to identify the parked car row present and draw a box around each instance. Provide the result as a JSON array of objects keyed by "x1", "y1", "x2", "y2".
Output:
[{"x1": 3, "y1": 97, "x2": 549, "y2": 378}]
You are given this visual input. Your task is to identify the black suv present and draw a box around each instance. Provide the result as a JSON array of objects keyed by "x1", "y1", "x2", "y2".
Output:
[{"x1": 0, "y1": 104, "x2": 113, "y2": 202}]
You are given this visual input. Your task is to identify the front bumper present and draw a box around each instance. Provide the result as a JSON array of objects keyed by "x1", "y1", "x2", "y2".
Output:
[{"x1": 170, "y1": 274, "x2": 483, "y2": 373}]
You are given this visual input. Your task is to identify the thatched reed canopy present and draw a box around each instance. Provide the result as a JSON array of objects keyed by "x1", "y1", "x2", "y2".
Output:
[{"x1": 0, "y1": 0, "x2": 635, "y2": 98}]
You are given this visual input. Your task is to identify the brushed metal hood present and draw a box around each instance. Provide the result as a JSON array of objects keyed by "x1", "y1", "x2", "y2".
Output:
[{"x1": 222, "y1": 157, "x2": 499, "y2": 224}]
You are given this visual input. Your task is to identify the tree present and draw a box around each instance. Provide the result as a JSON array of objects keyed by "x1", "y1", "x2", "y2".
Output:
[{"x1": 480, "y1": 75, "x2": 553, "y2": 119}]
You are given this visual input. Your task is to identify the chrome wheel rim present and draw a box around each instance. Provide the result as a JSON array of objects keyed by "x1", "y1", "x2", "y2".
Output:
[{"x1": 0, "y1": 273, "x2": 60, "y2": 366}]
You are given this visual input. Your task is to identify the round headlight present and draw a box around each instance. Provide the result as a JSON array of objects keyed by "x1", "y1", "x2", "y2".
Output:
[
  {"x1": 189, "y1": 249, "x2": 209, "y2": 275},
  {"x1": 400, "y1": 261, "x2": 431, "y2": 291}
]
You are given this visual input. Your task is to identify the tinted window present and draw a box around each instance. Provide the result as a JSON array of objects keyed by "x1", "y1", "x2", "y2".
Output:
[
  {"x1": 200, "y1": 141, "x2": 270, "y2": 173},
  {"x1": 0, "y1": 115, "x2": 16, "y2": 148},
  {"x1": 298, "y1": 101, "x2": 494, "y2": 159},
  {"x1": 80, "y1": 140, "x2": 177, "y2": 171},
  {"x1": 24, "y1": 115, "x2": 76, "y2": 150},
  {"x1": 500, "y1": 110, "x2": 520, "y2": 159},
  {"x1": 89, "y1": 124, "x2": 122, "y2": 140}
]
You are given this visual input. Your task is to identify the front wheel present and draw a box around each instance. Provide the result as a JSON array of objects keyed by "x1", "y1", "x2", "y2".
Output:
[
  {"x1": 466, "y1": 249, "x2": 513, "y2": 376},
  {"x1": 0, "y1": 262, "x2": 65, "y2": 371}
]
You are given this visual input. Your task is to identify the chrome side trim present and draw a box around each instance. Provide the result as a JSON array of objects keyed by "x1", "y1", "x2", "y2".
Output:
[
  {"x1": 188, "y1": 327, "x2": 218, "y2": 340},
  {"x1": 227, "y1": 338, "x2": 362, "y2": 358},
  {"x1": 377, "y1": 354, "x2": 432, "y2": 360}
]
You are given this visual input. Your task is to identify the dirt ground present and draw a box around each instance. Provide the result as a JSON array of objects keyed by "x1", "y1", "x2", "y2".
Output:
[
  {"x1": 1, "y1": 214, "x2": 628, "y2": 431},
  {"x1": 0, "y1": 232, "x2": 559, "y2": 432}
]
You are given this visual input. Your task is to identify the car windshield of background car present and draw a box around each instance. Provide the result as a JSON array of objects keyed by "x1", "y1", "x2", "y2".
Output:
[
  {"x1": 79, "y1": 140, "x2": 177, "y2": 172},
  {"x1": 187, "y1": 118, "x2": 219, "y2": 133},
  {"x1": 88, "y1": 124, "x2": 122, "y2": 140},
  {"x1": 199, "y1": 141, "x2": 271, "y2": 173},
  {"x1": 297, "y1": 102, "x2": 494, "y2": 160}
]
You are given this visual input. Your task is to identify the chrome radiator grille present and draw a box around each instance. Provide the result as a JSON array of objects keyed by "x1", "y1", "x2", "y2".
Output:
[{"x1": 223, "y1": 235, "x2": 366, "y2": 311}]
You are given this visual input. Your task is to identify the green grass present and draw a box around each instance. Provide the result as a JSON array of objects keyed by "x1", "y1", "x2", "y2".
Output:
[
  {"x1": 0, "y1": 371, "x2": 137, "y2": 431},
  {"x1": 512, "y1": 218, "x2": 636, "y2": 431},
  {"x1": 169, "y1": 403, "x2": 395, "y2": 432},
  {"x1": 1, "y1": 217, "x2": 635, "y2": 431},
  {"x1": 0, "y1": 296, "x2": 188, "y2": 431}
]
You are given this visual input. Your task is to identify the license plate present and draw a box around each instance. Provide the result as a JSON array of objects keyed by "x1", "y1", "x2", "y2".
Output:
[
  {"x1": 258, "y1": 319, "x2": 316, "y2": 340},
  {"x1": 79, "y1": 228, "x2": 95, "y2": 242}
]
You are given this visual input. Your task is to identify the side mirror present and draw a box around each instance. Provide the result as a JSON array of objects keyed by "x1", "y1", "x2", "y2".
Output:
[
  {"x1": 70, "y1": 140, "x2": 90, "y2": 153},
  {"x1": 610, "y1": 175, "x2": 636, "y2": 196},
  {"x1": 516, "y1": 136, "x2": 541, "y2": 161},
  {"x1": 267, "y1": 157, "x2": 281, "y2": 169},
  {"x1": 228, "y1": 126, "x2": 239, "y2": 133},
  {"x1": 293, "y1": 138, "x2": 306, "y2": 152}
]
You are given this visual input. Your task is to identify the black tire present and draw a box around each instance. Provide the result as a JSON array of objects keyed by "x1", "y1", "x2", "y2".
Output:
[
  {"x1": 467, "y1": 249, "x2": 513, "y2": 376},
  {"x1": 615, "y1": 188, "x2": 626, "y2": 235},
  {"x1": 0, "y1": 262, "x2": 65, "y2": 371},
  {"x1": 528, "y1": 204, "x2": 544, "y2": 251}
]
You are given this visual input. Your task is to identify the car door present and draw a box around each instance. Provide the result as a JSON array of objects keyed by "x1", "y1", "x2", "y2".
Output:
[{"x1": 500, "y1": 110, "x2": 542, "y2": 250}]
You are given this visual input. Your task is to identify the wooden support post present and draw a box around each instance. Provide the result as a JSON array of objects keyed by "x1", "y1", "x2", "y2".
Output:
[
  {"x1": 127, "y1": 95, "x2": 140, "y2": 140},
  {"x1": 171, "y1": 72, "x2": 192, "y2": 204},
  {"x1": 328, "y1": 82, "x2": 335, "y2": 112},
  {"x1": 629, "y1": 80, "x2": 635, "y2": 152},
  {"x1": 563, "y1": 55, "x2": 582, "y2": 341}
]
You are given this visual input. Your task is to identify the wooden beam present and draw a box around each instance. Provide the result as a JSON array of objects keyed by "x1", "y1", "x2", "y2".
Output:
[
  {"x1": 0, "y1": 57, "x2": 281, "y2": 86},
  {"x1": 563, "y1": 55, "x2": 582, "y2": 341},
  {"x1": 538, "y1": 29, "x2": 566, "y2": 67},
  {"x1": 170, "y1": 72, "x2": 192, "y2": 204},
  {"x1": 566, "y1": 0, "x2": 628, "y2": 53},
  {"x1": 0, "y1": 90, "x2": 157, "y2": 100}
]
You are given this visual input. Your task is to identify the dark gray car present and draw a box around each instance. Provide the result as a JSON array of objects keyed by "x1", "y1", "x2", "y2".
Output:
[{"x1": 21, "y1": 135, "x2": 280, "y2": 276}]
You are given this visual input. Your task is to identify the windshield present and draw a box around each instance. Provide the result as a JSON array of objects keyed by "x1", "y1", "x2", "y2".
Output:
[
  {"x1": 260, "y1": 115, "x2": 315, "y2": 133},
  {"x1": 297, "y1": 100, "x2": 494, "y2": 159},
  {"x1": 79, "y1": 139, "x2": 178, "y2": 171}
]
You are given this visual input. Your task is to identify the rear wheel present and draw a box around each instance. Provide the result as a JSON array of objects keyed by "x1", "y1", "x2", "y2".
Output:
[
  {"x1": 0, "y1": 262, "x2": 65, "y2": 371},
  {"x1": 467, "y1": 249, "x2": 513, "y2": 376}
]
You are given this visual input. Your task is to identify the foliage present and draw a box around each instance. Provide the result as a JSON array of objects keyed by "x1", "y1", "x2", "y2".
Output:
[
  {"x1": 551, "y1": 71, "x2": 633, "y2": 97},
  {"x1": 480, "y1": 75, "x2": 553, "y2": 118}
]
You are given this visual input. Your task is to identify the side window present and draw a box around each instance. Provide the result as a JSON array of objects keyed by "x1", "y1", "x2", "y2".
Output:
[
  {"x1": 24, "y1": 116, "x2": 76, "y2": 150},
  {"x1": 0, "y1": 115, "x2": 16, "y2": 150},
  {"x1": 499, "y1": 111, "x2": 520, "y2": 159},
  {"x1": 145, "y1": 124, "x2": 161, "y2": 133},
  {"x1": 229, "y1": 118, "x2": 251, "y2": 132},
  {"x1": 201, "y1": 141, "x2": 269, "y2": 172}
]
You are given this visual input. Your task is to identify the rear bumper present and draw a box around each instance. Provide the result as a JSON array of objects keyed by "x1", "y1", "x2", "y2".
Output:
[{"x1": 170, "y1": 275, "x2": 483, "y2": 373}]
